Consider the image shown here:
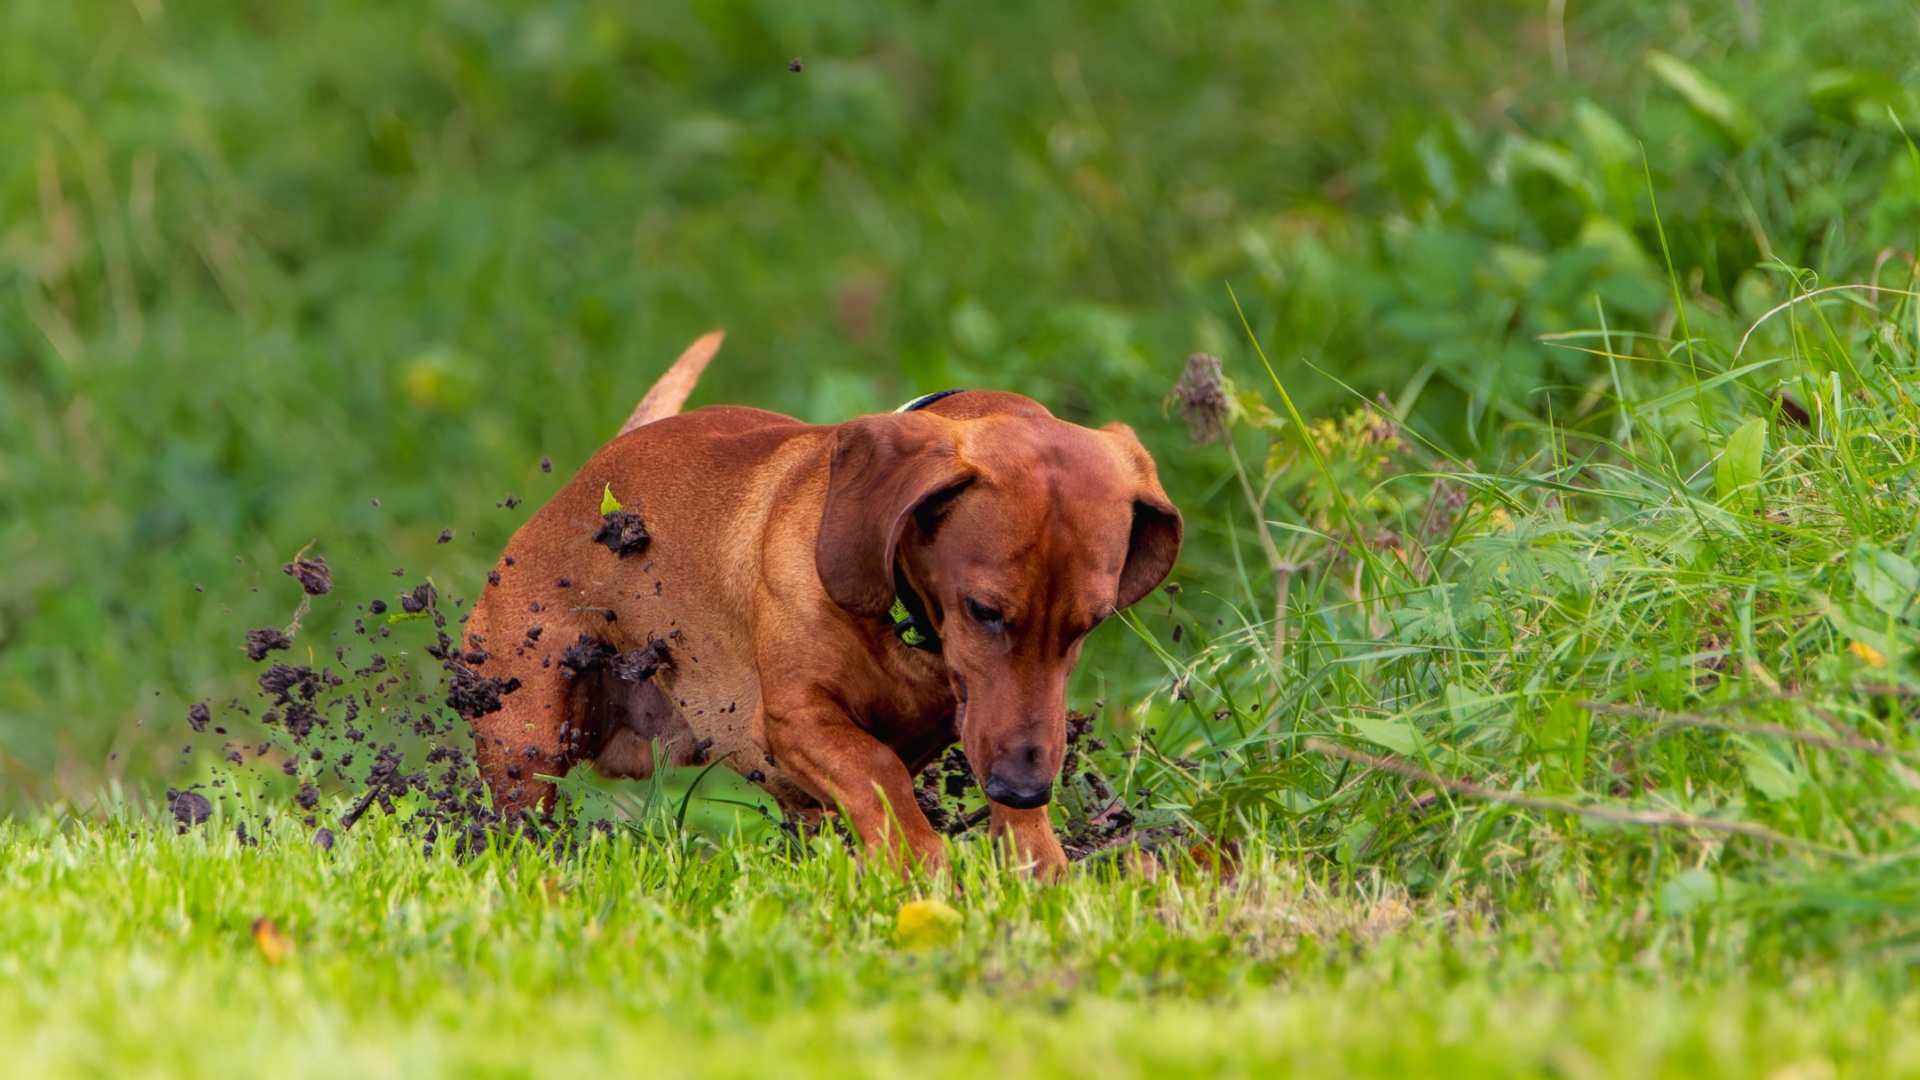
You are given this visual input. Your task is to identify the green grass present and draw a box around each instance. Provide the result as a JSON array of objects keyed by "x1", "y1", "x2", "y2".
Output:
[
  {"x1": 7, "y1": 812, "x2": 1919, "y2": 1079},
  {"x1": 7, "y1": 0, "x2": 1920, "y2": 799},
  {"x1": 16, "y1": 305, "x2": 1920, "y2": 1071},
  {"x1": 12, "y1": 0, "x2": 1920, "y2": 1074}
]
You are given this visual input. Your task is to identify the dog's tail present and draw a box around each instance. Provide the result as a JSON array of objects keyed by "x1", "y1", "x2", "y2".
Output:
[{"x1": 620, "y1": 330, "x2": 724, "y2": 435}]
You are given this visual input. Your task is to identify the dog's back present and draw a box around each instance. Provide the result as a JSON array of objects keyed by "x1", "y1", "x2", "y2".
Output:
[{"x1": 467, "y1": 338, "x2": 834, "y2": 810}]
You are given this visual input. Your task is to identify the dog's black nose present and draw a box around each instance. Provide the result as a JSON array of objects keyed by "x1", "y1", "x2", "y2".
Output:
[{"x1": 984, "y1": 771, "x2": 1053, "y2": 809}]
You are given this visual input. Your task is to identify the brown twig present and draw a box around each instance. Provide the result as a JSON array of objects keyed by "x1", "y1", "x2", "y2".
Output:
[
  {"x1": 1586, "y1": 699, "x2": 1920, "y2": 790},
  {"x1": 1584, "y1": 700, "x2": 1920, "y2": 761},
  {"x1": 1303, "y1": 738, "x2": 1849, "y2": 857}
]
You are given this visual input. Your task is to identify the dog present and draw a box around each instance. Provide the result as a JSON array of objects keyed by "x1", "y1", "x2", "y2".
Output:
[{"x1": 464, "y1": 332, "x2": 1181, "y2": 876}]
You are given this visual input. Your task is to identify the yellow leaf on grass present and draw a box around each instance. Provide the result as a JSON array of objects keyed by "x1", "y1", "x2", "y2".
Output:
[
  {"x1": 1849, "y1": 640, "x2": 1888, "y2": 668},
  {"x1": 895, "y1": 898, "x2": 962, "y2": 949},
  {"x1": 251, "y1": 918, "x2": 293, "y2": 964},
  {"x1": 600, "y1": 483, "x2": 623, "y2": 515}
]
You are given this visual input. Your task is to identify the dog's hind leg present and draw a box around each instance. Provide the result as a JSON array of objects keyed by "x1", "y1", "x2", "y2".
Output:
[
  {"x1": 593, "y1": 676, "x2": 700, "y2": 780},
  {"x1": 468, "y1": 662, "x2": 594, "y2": 818},
  {"x1": 466, "y1": 591, "x2": 609, "y2": 817}
]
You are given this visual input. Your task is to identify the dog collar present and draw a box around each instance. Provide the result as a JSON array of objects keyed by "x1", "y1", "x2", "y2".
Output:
[
  {"x1": 888, "y1": 596, "x2": 934, "y2": 649},
  {"x1": 888, "y1": 580, "x2": 942, "y2": 653},
  {"x1": 895, "y1": 388, "x2": 967, "y2": 413},
  {"x1": 883, "y1": 391, "x2": 963, "y2": 653}
]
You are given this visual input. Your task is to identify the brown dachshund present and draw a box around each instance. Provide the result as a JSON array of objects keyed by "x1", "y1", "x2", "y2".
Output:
[{"x1": 465, "y1": 333, "x2": 1181, "y2": 876}]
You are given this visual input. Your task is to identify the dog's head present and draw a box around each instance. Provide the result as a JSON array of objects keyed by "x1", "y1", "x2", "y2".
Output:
[{"x1": 816, "y1": 393, "x2": 1181, "y2": 810}]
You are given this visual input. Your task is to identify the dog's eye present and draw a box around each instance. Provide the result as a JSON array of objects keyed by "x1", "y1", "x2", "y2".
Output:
[{"x1": 965, "y1": 597, "x2": 1004, "y2": 628}]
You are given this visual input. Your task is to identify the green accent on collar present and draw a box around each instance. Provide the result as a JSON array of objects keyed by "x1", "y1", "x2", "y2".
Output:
[{"x1": 888, "y1": 596, "x2": 933, "y2": 649}]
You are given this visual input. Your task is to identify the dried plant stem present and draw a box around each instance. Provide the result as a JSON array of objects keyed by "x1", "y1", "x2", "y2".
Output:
[
  {"x1": 1303, "y1": 738, "x2": 1848, "y2": 857},
  {"x1": 1587, "y1": 700, "x2": 1920, "y2": 788}
]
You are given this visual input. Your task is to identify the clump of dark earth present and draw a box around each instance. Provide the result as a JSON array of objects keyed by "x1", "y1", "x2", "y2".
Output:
[
  {"x1": 902, "y1": 707, "x2": 1181, "y2": 861},
  {"x1": 540, "y1": 456, "x2": 553, "y2": 473},
  {"x1": 182, "y1": 562, "x2": 534, "y2": 859},
  {"x1": 368, "y1": 599, "x2": 388, "y2": 614},
  {"x1": 437, "y1": 529, "x2": 454, "y2": 544},
  {"x1": 245, "y1": 628, "x2": 292, "y2": 662},
  {"x1": 445, "y1": 659, "x2": 520, "y2": 720},
  {"x1": 593, "y1": 510, "x2": 649, "y2": 557},
  {"x1": 168, "y1": 788, "x2": 212, "y2": 828},
  {"x1": 611, "y1": 640, "x2": 671, "y2": 683},
  {"x1": 400, "y1": 582, "x2": 436, "y2": 614},
  {"x1": 559, "y1": 634, "x2": 613, "y2": 678},
  {"x1": 283, "y1": 556, "x2": 332, "y2": 596}
]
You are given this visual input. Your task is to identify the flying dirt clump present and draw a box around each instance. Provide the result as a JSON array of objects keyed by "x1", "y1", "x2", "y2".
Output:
[
  {"x1": 167, "y1": 787, "x2": 212, "y2": 828},
  {"x1": 593, "y1": 510, "x2": 649, "y2": 557},
  {"x1": 245, "y1": 628, "x2": 292, "y2": 662},
  {"x1": 400, "y1": 582, "x2": 436, "y2": 614},
  {"x1": 283, "y1": 556, "x2": 333, "y2": 596},
  {"x1": 259, "y1": 662, "x2": 338, "y2": 741},
  {"x1": 445, "y1": 659, "x2": 521, "y2": 720},
  {"x1": 181, "y1": 541, "x2": 607, "y2": 864}
]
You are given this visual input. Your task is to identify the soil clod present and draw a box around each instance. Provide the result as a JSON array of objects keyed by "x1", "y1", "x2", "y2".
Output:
[
  {"x1": 283, "y1": 556, "x2": 333, "y2": 596},
  {"x1": 400, "y1": 583, "x2": 436, "y2": 614},
  {"x1": 445, "y1": 660, "x2": 521, "y2": 719},
  {"x1": 559, "y1": 635, "x2": 614, "y2": 678},
  {"x1": 245, "y1": 628, "x2": 292, "y2": 662},
  {"x1": 168, "y1": 788, "x2": 212, "y2": 827},
  {"x1": 612, "y1": 640, "x2": 672, "y2": 683},
  {"x1": 593, "y1": 510, "x2": 649, "y2": 557}
]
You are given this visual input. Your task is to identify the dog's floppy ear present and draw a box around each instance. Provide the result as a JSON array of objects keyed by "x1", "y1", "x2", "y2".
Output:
[
  {"x1": 1103, "y1": 423, "x2": 1184, "y2": 610},
  {"x1": 817, "y1": 412, "x2": 975, "y2": 618}
]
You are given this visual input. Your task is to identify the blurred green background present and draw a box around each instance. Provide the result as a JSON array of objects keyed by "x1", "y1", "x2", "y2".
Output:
[{"x1": 3, "y1": 0, "x2": 1918, "y2": 807}]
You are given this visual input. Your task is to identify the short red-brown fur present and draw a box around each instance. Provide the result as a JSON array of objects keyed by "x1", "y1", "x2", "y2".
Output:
[{"x1": 467, "y1": 343, "x2": 1180, "y2": 878}]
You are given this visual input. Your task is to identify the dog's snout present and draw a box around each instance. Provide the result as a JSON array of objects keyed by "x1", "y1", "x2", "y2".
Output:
[
  {"x1": 984, "y1": 773, "x2": 1053, "y2": 809},
  {"x1": 984, "y1": 749, "x2": 1054, "y2": 810}
]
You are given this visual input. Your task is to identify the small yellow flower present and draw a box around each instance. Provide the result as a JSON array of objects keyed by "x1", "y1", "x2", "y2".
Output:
[
  {"x1": 1849, "y1": 640, "x2": 1888, "y2": 668},
  {"x1": 895, "y1": 898, "x2": 962, "y2": 949},
  {"x1": 600, "y1": 483, "x2": 623, "y2": 515},
  {"x1": 251, "y1": 918, "x2": 293, "y2": 965}
]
